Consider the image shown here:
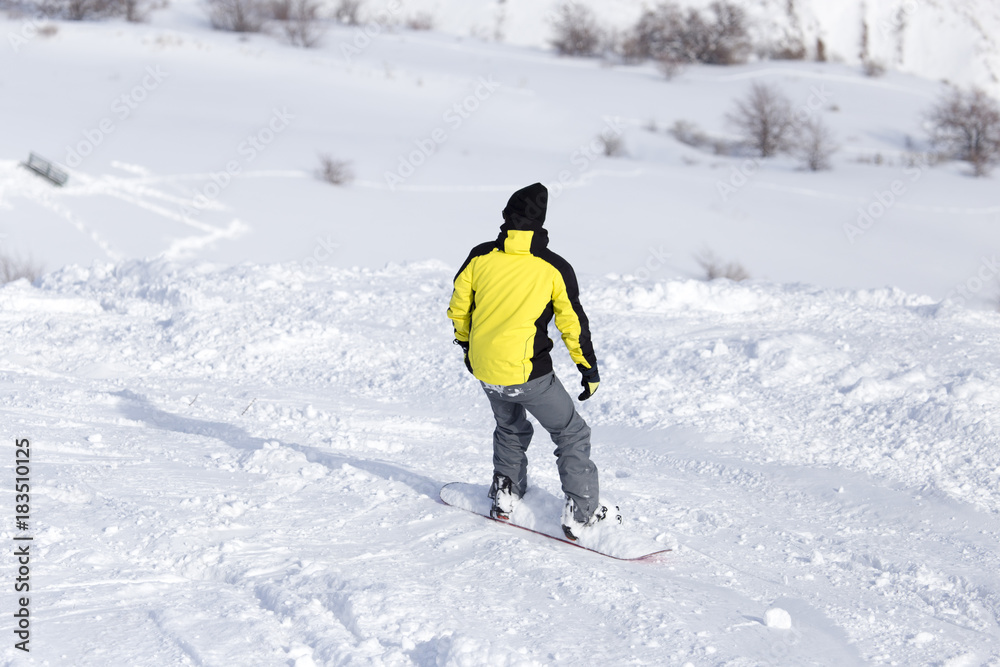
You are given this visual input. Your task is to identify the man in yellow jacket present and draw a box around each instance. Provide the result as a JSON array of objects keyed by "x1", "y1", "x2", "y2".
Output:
[{"x1": 447, "y1": 183, "x2": 614, "y2": 541}]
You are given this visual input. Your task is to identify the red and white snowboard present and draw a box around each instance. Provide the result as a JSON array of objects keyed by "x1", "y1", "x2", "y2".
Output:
[{"x1": 439, "y1": 482, "x2": 673, "y2": 561}]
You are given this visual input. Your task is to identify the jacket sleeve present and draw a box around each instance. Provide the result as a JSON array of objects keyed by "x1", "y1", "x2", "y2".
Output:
[
  {"x1": 550, "y1": 260, "x2": 597, "y2": 370},
  {"x1": 448, "y1": 242, "x2": 495, "y2": 341},
  {"x1": 448, "y1": 262, "x2": 474, "y2": 342}
]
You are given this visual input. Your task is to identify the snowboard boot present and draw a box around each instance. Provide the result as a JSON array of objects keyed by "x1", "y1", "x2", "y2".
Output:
[
  {"x1": 488, "y1": 473, "x2": 520, "y2": 521},
  {"x1": 561, "y1": 496, "x2": 621, "y2": 541}
]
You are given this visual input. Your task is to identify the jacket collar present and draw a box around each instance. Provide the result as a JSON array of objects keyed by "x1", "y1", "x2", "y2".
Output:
[{"x1": 495, "y1": 226, "x2": 549, "y2": 256}]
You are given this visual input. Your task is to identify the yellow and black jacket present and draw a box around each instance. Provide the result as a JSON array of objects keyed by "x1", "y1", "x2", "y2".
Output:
[{"x1": 448, "y1": 224, "x2": 597, "y2": 386}]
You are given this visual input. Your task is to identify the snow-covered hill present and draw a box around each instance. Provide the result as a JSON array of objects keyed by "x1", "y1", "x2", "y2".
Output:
[
  {"x1": 1, "y1": 9, "x2": 998, "y2": 307},
  {"x1": 2, "y1": 260, "x2": 1000, "y2": 665}
]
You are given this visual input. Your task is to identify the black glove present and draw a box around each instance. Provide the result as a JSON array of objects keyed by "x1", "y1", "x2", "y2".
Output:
[
  {"x1": 454, "y1": 339, "x2": 473, "y2": 374},
  {"x1": 577, "y1": 363, "x2": 600, "y2": 401}
]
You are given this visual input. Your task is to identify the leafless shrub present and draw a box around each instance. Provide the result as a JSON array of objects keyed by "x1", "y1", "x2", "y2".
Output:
[
  {"x1": 768, "y1": 39, "x2": 806, "y2": 61},
  {"x1": 726, "y1": 82, "x2": 799, "y2": 158},
  {"x1": 926, "y1": 86, "x2": 1000, "y2": 177},
  {"x1": 670, "y1": 119, "x2": 737, "y2": 156},
  {"x1": 207, "y1": 0, "x2": 266, "y2": 32},
  {"x1": 120, "y1": 0, "x2": 148, "y2": 21},
  {"x1": 282, "y1": 0, "x2": 324, "y2": 47},
  {"x1": 38, "y1": 0, "x2": 118, "y2": 20},
  {"x1": 624, "y1": 2, "x2": 685, "y2": 62},
  {"x1": 333, "y1": 0, "x2": 361, "y2": 24},
  {"x1": 550, "y1": 2, "x2": 603, "y2": 57},
  {"x1": 0, "y1": 253, "x2": 43, "y2": 285},
  {"x1": 269, "y1": 0, "x2": 289, "y2": 20},
  {"x1": 37, "y1": 22, "x2": 58, "y2": 34},
  {"x1": 815, "y1": 37, "x2": 826, "y2": 62},
  {"x1": 670, "y1": 120, "x2": 711, "y2": 149},
  {"x1": 405, "y1": 11, "x2": 433, "y2": 31},
  {"x1": 855, "y1": 152, "x2": 888, "y2": 166},
  {"x1": 621, "y1": 0, "x2": 751, "y2": 69},
  {"x1": 862, "y1": 59, "x2": 886, "y2": 77},
  {"x1": 599, "y1": 134, "x2": 627, "y2": 157},
  {"x1": 903, "y1": 151, "x2": 945, "y2": 169},
  {"x1": 696, "y1": 249, "x2": 749, "y2": 282},
  {"x1": 318, "y1": 154, "x2": 353, "y2": 185},
  {"x1": 795, "y1": 116, "x2": 838, "y2": 171},
  {"x1": 697, "y1": 1, "x2": 752, "y2": 65},
  {"x1": 655, "y1": 53, "x2": 684, "y2": 80}
]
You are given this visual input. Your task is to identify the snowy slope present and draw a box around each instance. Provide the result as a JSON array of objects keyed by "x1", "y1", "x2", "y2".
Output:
[
  {"x1": 2, "y1": 6, "x2": 1000, "y2": 665},
  {"x1": 2, "y1": 260, "x2": 1000, "y2": 665}
]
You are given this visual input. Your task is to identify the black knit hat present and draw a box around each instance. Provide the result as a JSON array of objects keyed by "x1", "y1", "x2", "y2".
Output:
[{"x1": 502, "y1": 182, "x2": 548, "y2": 227}]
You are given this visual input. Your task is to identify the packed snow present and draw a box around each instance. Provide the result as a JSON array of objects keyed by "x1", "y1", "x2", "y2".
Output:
[
  {"x1": 2, "y1": 259, "x2": 1000, "y2": 665},
  {"x1": 3, "y1": 1, "x2": 1000, "y2": 665}
]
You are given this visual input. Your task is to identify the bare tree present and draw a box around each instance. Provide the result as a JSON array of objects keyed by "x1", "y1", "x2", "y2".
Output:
[
  {"x1": 550, "y1": 2, "x2": 603, "y2": 57},
  {"x1": 623, "y1": 2, "x2": 685, "y2": 62},
  {"x1": 700, "y1": 0, "x2": 751, "y2": 65},
  {"x1": 926, "y1": 87, "x2": 1000, "y2": 177},
  {"x1": 333, "y1": 0, "x2": 362, "y2": 24},
  {"x1": 621, "y1": 1, "x2": 751, "y2": 70},
  {"x1": 283, "y1": 0, "x2": 324, "y2": 47},
  {"x1": 726, "y1": 82, "x2": 798, "y2": 158},
  {"x1": 795, "y1": 116, "x2": 838, "y2": 171},
  {"x1": 207, "y1": 0, "x2": 266, "y2": 32}
]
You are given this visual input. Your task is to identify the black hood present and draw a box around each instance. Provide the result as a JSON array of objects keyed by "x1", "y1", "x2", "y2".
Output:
[{"x1": 501, "y1": 182, "x2": 548, "y2": 229}]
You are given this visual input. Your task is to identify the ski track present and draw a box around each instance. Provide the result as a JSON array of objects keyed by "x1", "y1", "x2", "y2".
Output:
[
  {"x1": 0, "y1": 160, "x2": 259, "y2": 263},
  {"x1": 1, "y1": 261, "x2": 999, "y2": 665}
]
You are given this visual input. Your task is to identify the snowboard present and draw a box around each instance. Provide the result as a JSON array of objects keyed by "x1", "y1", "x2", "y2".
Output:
[{"x1": 439, "y1": 482, "x2": 673, "y2": 561}]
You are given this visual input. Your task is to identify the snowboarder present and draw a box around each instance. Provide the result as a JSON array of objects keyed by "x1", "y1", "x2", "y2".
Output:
[{"x1": 447, "y1": 182, "x2": 616, "y2": 541}]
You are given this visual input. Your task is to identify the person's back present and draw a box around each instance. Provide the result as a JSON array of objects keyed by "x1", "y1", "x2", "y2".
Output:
[{"x1": 448, "y1": 182, "x2": 613, "y2": 541}]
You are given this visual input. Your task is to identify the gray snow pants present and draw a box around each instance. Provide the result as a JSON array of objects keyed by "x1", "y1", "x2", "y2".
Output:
[{"x1": 481, "y1": 372, "x2": 599, "y2": 522}]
